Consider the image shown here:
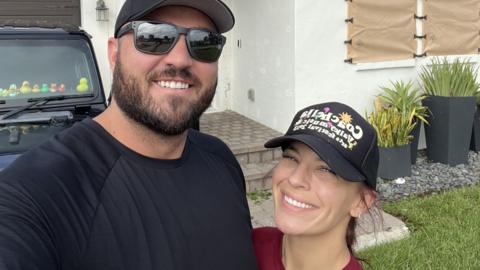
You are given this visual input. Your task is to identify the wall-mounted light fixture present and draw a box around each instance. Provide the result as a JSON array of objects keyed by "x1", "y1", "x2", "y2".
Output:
[{"x1": 96, "y1": 0, "x2": 109, "y2": 21}]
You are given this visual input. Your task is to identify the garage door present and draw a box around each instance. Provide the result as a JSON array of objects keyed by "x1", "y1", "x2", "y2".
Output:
[{"x1": 0, "y1": 0, "x2": 81, "y2": 26}]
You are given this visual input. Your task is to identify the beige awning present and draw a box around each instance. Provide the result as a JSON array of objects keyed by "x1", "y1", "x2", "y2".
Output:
[
  {"x1": 424, "y1": 0, "x2": 480, "y2": 56},
  {"x1": 347, "y1": 0, "x2": 416, "y2": 63}
]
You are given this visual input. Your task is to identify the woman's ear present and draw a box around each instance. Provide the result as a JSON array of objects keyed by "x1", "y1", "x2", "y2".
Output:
[{"x1": 350, "y1": 188, "x2": 376, "y2": 218}]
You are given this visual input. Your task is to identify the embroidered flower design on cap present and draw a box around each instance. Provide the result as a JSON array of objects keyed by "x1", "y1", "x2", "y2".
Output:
[{"x1": 292, "y1": 106, "x2": 364, "y2": 151}]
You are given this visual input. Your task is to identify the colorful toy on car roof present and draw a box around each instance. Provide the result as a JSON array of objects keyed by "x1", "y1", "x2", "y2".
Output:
[
  {"x1": 41, "y1": 83, "x2": 49, "y2": 93},
  {"x1": 8, "y1": 84, "x2": 18, "y2": 97},
  {"x1": 20, "y1": 81, "x2": 32, "y2": 94},
  {"x1": 32, "y1": 84, "x2": 40, "y2": 93},
  {"x1": 50, "y1": 83, "x2": 57, "y2": 93},
  {"x1": 76, "y1": 77, "x2": 89, "y2": 92}
]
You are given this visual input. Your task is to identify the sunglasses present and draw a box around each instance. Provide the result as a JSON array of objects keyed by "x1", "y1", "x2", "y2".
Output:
[{"x1": 117, "y1": 21, "x2": 227, "y2": 63}]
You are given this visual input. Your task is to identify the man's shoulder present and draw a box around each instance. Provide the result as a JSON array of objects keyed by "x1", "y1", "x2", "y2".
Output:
[
  {"x1": 187, "y1": 129, "x2": 238, "y2": 164},
  {"x1": 0, "y1": 119, "x2": 115, "y2": 270},
  {"x1": 0, "y1": 118, "x2": 120, "y2": 195}
]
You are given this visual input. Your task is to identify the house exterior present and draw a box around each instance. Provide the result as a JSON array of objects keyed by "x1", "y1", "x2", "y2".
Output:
[{"x1": 1, "y1": 0, "x2": 476, "y2": 137}]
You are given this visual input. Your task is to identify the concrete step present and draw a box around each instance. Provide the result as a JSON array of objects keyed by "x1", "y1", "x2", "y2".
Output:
[
  {"x1": 200, "y1": 110, "x2": 284, "y2": 191},
  {"x1": 234, "y1": 146, "x2": 282, "y2": 166},
  {"x1": 242, "y1": 161, "x2": 278, "y2": 192}
]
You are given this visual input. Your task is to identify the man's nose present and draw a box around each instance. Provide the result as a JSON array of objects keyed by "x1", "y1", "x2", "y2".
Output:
[{"x1": 162, "y1": 35, "x2": 193, "y2": 69}]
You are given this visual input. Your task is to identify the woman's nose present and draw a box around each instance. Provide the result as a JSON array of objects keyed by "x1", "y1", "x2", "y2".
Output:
[{"x1": 287, "y1": 165, "x2": 310, "y2": 190}]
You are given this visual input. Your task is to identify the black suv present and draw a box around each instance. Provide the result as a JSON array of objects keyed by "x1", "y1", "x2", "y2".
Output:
[{"x1": 0, "y1": 24, "x2": 107, "y2": 170}]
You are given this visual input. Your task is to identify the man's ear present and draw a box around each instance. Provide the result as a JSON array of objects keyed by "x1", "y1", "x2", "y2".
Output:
[
  {"x1": 350, "y1": 188, "x2": 376, "y2": 218},
  {"x1": 108, "y1": 37, "x2": 119, "y2": 72}
]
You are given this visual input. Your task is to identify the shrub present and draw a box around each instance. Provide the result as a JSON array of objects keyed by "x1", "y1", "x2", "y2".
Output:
[{"x1": 419, "y1": 57, "x2": 480, "y2": 97}]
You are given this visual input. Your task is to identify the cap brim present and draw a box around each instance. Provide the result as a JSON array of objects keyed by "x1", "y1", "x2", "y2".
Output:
[
  {"x1": 134, "y1": 0, "x2": 234, "y2": 33},
  {"x1": 265, "y1": 134, "x2": 366, "y2": 183}
]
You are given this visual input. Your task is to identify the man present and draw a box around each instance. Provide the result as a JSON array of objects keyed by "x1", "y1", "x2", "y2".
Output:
[{"x1": 0, "y1": 0, "x2": 258, "y2": 269}]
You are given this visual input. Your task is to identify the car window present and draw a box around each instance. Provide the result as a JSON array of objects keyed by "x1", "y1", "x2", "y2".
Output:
[{"x1": 0, "y1": 39, "x2": 100, "y2": 101}]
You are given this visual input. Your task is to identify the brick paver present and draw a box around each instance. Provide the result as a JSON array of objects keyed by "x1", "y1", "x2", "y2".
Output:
[{"x1": 200, "y1": 110, "x2": 282, "y2": 154}]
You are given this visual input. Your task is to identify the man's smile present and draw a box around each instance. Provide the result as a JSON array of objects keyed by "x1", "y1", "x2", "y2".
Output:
[{"x1": 157, "y1": 80, "x2": 190, "y2": 90}]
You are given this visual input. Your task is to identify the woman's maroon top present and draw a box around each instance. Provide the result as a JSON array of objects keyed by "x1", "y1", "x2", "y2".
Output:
[{"x1": 252, "y1": 227, "x2": 363, "y2": 270}]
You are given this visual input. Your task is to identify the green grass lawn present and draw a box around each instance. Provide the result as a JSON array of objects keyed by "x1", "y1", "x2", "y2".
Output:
[{"x1": 359, "y1": 184, "x2": 480, "y2": 270}]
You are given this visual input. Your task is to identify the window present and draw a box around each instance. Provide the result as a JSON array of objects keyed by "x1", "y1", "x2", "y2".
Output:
[{"x1": 0, "y1": 39, "x2": 100, "y2": 101}]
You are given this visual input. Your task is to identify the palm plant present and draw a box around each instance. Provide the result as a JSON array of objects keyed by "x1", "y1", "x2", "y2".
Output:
[
  {"x1": 419, "y1": 57, "x2": 480, "y2": 97},
  {"x1": 377, "y1": 80, "x2": 428, "y2": 125},
  {"x1": 367, "y1": 98, "x2": 416, "y2": 148}
]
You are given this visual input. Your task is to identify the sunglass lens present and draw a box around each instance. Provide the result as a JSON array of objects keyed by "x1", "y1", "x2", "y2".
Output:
[
  {"x1": 135, "y1": 23, "x2": 177, "y2": 54},
  {"x1": 188, "y1": 30, "x2": 225, "y2": 62}
]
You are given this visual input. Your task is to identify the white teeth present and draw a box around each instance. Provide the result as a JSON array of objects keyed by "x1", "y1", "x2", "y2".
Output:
[
  {"x1": 284, "y1": 195, "x2": 313, "y2": 209},
  {"x1": 158, "y1": 81, "x2": 189, "y2": 89}
]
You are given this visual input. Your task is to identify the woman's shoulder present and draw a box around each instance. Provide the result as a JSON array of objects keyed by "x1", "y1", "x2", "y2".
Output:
[
  {"x1": 252, "y1": 226, "x2": 283, "y2": 242},
  {"x1": 252, "y1": 227, "x2": 285, "y2": 270},
  {"x1": 344, "y1": 254, "x2": 364, "y2": 270}
]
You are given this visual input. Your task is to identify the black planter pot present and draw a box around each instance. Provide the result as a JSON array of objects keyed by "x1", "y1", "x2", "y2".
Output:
[
  {"x1": 470, "y1": 106, "x2": 480, "y2": 152},
  {"x1": 378, "y1": 144, "x2": 411, "y2": 180},
  {"x1": 422, "y1": 96, "x2": 476, "y2": 165},
  {"x1": 410, "y1": 120, "x2": 422, "y2": 164}
]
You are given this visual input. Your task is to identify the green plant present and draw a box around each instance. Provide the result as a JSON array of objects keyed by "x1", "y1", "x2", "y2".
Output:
[
  {"x1": 377, "y1": 80, "x2": 428, "y2": 125},
  {"x1": 367, "y1": 99, "x2": 416, "y2": 148},
  {"x1": 419, "y1": 57, "x2": 480, "y2": 97},
  {"x1": 247, "y1": 190, "x2": 272, "y2": 205}
]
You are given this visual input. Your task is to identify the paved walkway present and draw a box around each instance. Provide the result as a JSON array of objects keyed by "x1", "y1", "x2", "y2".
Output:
[{"x1": 200, "y1": 110, "x2": 282, "y2": 154}]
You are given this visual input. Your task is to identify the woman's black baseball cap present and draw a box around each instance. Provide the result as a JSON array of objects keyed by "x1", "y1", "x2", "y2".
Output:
[
  {"x1": 114, "y1": 0, "x2": 235, "y2": 38},
  {"x1": 265, "y1": 102, "x2": 379, "y2": 189}
]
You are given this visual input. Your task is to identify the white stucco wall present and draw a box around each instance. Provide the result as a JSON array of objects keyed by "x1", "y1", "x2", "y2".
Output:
[
  {"x1": 80, "y1": 0, "x2": 123, "y2": 99},
  {"x1": 226, "y1": 0, "x2": 425, "y2": 134},
  {"x1": 229, "y1": 0, "x2": 296, "y2": 132},
  {"x1": 211, "y1": 0, "x2": 234, "y2": 112},
  {"x1": 294, "y1": 0, "x2": 418, "y2": 116}
]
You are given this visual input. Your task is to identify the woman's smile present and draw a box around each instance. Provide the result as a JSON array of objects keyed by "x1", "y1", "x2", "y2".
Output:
[{"x1": 282, "y1": 193, "x2": 315, "y2": 210}]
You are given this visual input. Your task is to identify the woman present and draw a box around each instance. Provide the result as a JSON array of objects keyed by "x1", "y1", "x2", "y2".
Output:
[{"x1": 253, "y1": 102, "x2": 379, "y2": 270}]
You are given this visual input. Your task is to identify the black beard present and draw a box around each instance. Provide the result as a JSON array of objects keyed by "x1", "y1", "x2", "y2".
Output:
[{"x1": 110, "y1": 59, "x2": 216, "y2": 136}]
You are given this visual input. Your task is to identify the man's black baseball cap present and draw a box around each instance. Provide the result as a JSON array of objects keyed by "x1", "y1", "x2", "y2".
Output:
[
  {"x1": 114, "y1": 0, "x2": 235, "y2": 38},
  {"x1": 265, "y1": 102, "x2": 379, "y2": 189}
]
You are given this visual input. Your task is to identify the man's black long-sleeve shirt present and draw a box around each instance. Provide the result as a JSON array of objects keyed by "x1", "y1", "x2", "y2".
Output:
[{"x1": 0, "y1": 118, "x2": 258, "y2": 269}]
